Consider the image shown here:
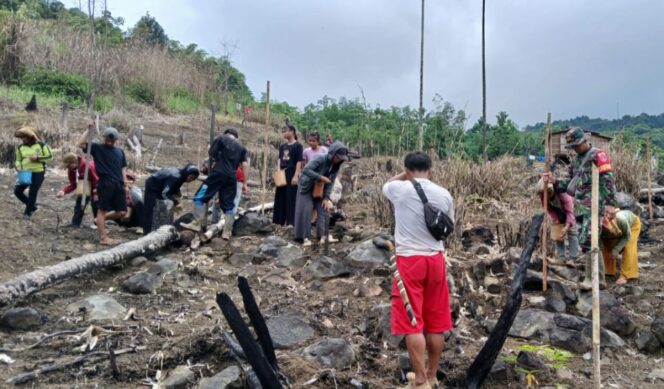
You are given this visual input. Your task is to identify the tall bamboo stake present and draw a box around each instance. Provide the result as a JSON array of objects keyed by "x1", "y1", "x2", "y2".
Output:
[
  {"x1": 417, "y1": 0, "x2": 425, "y2": 151},
  {"x1": 80, "y1": 114, "x2": 98, "y2": 210},
  {"x1": 541, "y1": 113, "x2": 551, "y2": 291},
  {"x1": 260, "y1": 81, "x2": 271, "y2": 215},
  {"x1": 647, "y1": 138, "x2": 653, "y2": 221},
  {"x1": 590, "y1": 164, "x2": 601, "y2": 389},
  {"x1": 209, "y1": 104, "x2": 216, "y2": 146}
]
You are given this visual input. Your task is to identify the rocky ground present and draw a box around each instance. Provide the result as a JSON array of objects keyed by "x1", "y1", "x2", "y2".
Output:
[{"x1": 0, "y1": 109, "x2": 662, "y2": 388}]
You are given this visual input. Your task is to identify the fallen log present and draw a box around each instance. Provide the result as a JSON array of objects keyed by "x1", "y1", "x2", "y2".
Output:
[
  {"x1": 0, "y1": 226, "x2": 178, "y2": 307},
  {"x1": 466, "y1": 214, "x2": 543, "y2": 389}
]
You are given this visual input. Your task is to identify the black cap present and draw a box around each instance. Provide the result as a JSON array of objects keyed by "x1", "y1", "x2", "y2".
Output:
[
  {"x1": 335, "y1": 148, "x2": 349, "y2": 161},
  {"x1": 224, "y1": 128, "x2": 239, "y2": 138}
]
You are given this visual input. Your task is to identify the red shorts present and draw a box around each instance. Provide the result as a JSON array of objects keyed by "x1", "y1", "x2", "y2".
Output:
[{"x1": 391, "y1": 252, "x2": 452, "y2": 335}]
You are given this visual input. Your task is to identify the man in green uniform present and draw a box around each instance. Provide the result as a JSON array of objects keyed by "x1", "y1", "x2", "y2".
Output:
[{"x1": 546, "y1": 127, "x2": 617, "y2": 289}]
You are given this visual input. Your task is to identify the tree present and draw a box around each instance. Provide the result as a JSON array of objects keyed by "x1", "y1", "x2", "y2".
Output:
[{"x1": 131, "y1": 13, "x2": 168, "y2": 46}]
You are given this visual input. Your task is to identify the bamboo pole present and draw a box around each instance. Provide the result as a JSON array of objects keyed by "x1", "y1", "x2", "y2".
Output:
[
  {"x1": 590, "y1": 164, "x2": 601, "y2": 389},
  {"x1": 80, "y1": 114, "x2": 98, "y2": 210},
  {"x1": 541, "y1": 113, "x2": 552, "y2": 291},
  {"x1": 209, "y1": 104, "x2": 216, "y2": 146},
  {"x1": 260, "y1": 81, "x2": 271, "y2": 215},
  {"x1": 647, "y1": 139, "x2": 653, "y2": 221}
]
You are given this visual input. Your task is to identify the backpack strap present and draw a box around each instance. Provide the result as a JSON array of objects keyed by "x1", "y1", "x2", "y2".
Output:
[{"x1": 410, "y1": 179, "x2": 429, "y2": 204}]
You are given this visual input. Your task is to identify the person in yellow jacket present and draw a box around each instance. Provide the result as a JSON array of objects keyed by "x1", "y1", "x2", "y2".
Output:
[
  {"x1": 601, "y1": 209, "x2": 641, "y2": 285},
  {"x1": 14, "y1": 127, "x2": 53, "y2": 219}
]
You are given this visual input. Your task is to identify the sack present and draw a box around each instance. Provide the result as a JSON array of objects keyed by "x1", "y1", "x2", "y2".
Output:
[
  {"x1": 273, "y1": 169, "x2": 287, "y2": 188},
  {"x1": 75, "y1": 181, "x2": 92, "y2": 196},
  {"x1": 16, "y1": 170, "x2": 32, "y2": 186},
  {"x1": 410, "y1": 179, "x2": 454, "y2": 241},
  {"x1": 551, "y1": 223, "x2": 564, "y2": 241},
  {"x1": 312, "y1": 180, "x2": 325, "y2": 199}
]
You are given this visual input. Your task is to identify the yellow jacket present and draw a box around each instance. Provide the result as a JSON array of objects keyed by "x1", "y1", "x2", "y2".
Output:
[{"x1": 15, "y1": 142, "x2": 53, "y2": 173}]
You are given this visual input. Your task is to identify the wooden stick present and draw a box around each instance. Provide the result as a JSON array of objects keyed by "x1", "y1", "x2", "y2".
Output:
[
  {"x1": 590, "y1": 164, "x2": 601, "y2": 389},
  {"x1": 209, "y1": 104, "x2": 216, "y2": 146},
  {"x1": 647, "y1": 138, "x2": 653, "y2": 221},
  {"x1": 80, "y1": 113, "x2": 98, "y2": 210},
  {"x1": 542, "y1": 113, "x2": 552, "y2": 291},
  {"x1": 260, "y1": 81, "x2": 271, "y2": 215}
]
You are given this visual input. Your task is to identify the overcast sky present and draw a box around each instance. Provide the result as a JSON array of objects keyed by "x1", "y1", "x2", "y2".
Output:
[{"x1": 93, "y1": 0, "x2": 663, "y2": 128}]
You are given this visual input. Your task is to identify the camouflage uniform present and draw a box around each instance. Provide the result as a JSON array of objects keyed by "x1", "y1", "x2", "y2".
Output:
[{"x1": 556, "y1": 128, "x2": 617, "y2": 283}]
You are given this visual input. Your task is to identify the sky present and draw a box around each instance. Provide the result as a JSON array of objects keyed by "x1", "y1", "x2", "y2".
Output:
[{"x1": 89, "y1": 0, "x2": 663, "y2": 128}]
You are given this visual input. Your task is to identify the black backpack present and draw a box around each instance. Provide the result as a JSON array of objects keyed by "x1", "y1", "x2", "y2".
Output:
[{"x1": 410, "y1": 179, "x2": 454, "y2": 241}]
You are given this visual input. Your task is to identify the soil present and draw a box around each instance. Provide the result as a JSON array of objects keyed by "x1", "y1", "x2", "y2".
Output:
[{"x1": 0, "y1": 107, "x2": 661, "y2": 388}]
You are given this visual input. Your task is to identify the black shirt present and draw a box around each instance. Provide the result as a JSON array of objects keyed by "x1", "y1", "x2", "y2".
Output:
[
  {"x1": 209, "y1": 135, "x2": 247, "y2": 179},
  {"x1": 90, "y1": 143, "x2": 127, "y2": 183},
  {"x1": 279, "y1": 142, "x2": 303, "y2": 170}
]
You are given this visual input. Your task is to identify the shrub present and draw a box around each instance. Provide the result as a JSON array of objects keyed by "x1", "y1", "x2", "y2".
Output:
[
  {"x1": 125, "y1": 80, "x2": 155, "y2": 105},
  {"x1": 166, "y1": 89, "x2": 199, "y2": 113},
  {"x1": 18, "y1": 68, "x2": 90, "y2": 102},
  {"x1": 94, "y1": 94, "x2": 113, "y2": 113}
]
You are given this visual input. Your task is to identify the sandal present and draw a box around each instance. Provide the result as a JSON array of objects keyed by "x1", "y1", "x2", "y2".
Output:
[{"x1": 400, "y1": 373, "x2": 432, "y2": 389}]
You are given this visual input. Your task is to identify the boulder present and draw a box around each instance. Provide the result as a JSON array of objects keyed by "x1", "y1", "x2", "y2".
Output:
[
  {"x1": 516, "y1": 351, "x2": 545, "y2": 371},
  {"x1": 0, "y1": 307, "x2": 43, "y2": 331},
  {"x1": 129, "y1": 256, "x2": 148, "y2": 267},
  {"x1": 163, "y1": 365, "x2": 195, "y2": 389},
  {"x1": 266, "y1": 314, "x2": 315, "y2": 349},
  {"x1": 227, "y1": 253, "x2": 254, "y2": 267},
  {"x1": 147, "y1": 258, "x2": 179, "y2": 276},
  {"x1": 179, "y1": 230, "x2": 196, "y2": 246},
  {"x1": 258, "y1": 236, "x2": 288, "y2": 257},
  {"x1": 303, "y1": 338, "x2": 356, "y2": 369},
  {"x1": 462, "y1": 225, "x2": 494, "y2": 250},
  {"x1": 121, "y1": 271, "x2": 163, "y2": 294},
  {"x1": 509, "y1": 309, "x2": 624, "y2": 353},
  {"x1": 233, "y1": 212, "x2": 273, "y2": 236},
  {"x1": 616, "y1": 191, "x2": 636, "y2": 211},
  {"x1": 262, "y1": 268, "x2": 296, "y2": 287},
  {"x1": 635, "y1": 331, "x2": 662, "y2": 354},
  {"x1": 575, "y1": 291, "x2": 636, "y2": 337},
  {"x1": 67, "y1": 295, "x2": 127, "y2": 321},
  {"x1": 301, "y1": 256, "x2": 351, "y2": 281},
  {"x1": 276, "y1": 244, "x2": 305, "y2": 267},
  {"x1": 371, "y1": 303, "x2": 403, "y2": 348},
  {"x1": 651, "y1": 316, "x2": 664, "y2": 344},
  {"x1": 196, "y1": 366, "x2": 243, "y2": 389},
  {"x1": 549, "y1": 265, "x2": 581, "y2": 283},
  {"x1": 346, "y1": 240, "x2": 389, "y2": 268}
]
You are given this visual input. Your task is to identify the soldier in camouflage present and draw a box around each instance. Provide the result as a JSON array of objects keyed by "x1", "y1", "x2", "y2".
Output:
[{"x1": 546, "y1": 127, "x2": 617, "y2": 290}]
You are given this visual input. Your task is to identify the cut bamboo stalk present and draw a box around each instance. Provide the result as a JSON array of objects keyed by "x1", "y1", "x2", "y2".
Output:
[
  {"x1": 542, "y1": 112, "x2": 552, "y2": 291},
  {"x1": 260, "y1": 81, "x2": 271, "y2": 215},
  {"x1": 647, "y1": 138, "x2": 653, "y2": 221},
  {"x1": 590, "y1": 164, "x2": 601, "y2": 389}
]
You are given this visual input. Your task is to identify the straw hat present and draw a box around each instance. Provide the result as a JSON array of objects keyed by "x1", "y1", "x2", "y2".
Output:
[
  {"x1": 62, "y1": 152, "x2": 78, "y2": 168},
  {"x1": 14, "y1": 126, "x2": 40, "y2": 141}
]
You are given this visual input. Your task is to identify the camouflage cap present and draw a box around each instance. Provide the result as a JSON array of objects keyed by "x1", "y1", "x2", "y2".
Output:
[{"x1": 564, "y1": 127, "x2": 587, "y2": 148}]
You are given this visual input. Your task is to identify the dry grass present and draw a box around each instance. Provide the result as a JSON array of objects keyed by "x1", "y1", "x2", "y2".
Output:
[{"x1": 610, "y1": 137, "x2": 646, "y2": 198}]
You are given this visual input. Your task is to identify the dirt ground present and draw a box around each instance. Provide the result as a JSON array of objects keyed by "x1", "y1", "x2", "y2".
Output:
[{"x1": 0, "y1": 110, "x2": 662, "y2": 388}]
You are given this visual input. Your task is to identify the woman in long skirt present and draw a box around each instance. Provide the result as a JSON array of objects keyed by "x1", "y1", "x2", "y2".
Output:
[{"x1": 273, "y1": 124, "x2": 303, "y2": 226}]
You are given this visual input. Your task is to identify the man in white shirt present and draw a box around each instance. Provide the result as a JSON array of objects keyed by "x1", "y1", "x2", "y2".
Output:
[{"x1": 382, "y1": 152, "x2": 454, "y2": 389}]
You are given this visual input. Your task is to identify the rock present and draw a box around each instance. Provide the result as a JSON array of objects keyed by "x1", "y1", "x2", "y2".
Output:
[
  {"x1": 67, "y1": 295, "x2": 127, "y2": 321},
  {"x1": 528, "y1": 256, "x2": 543, "y2": 272},
  {"x1": 121, "y1": 271, "x2": 163, "y2": 294},
  {"x1": 196, "y1": 366, "x2": 243, "y2": 389},
  {"x1": 649, "y1": 369, "x2": 664, "y2": 382},
  {"x1": 484, "y1": 276, "x2": 501, "y2": 294},
  {"x1": 575, "y1": 291, "x2": 636, "y2": 337},
  {"x1": 147, "y1": 258, "x2": 179, "y2": 276},
  {"x1": 346, "y1": 240, "x2": 389, "y2": 268},
  {"x1": 276, "y1": 244, "x2": 305, "y2": 267},
  {"x1": 523, "y1": 270, "x2": 564, "y2": 291},
  {"x1": 516, "y1": 351, "x2": 545, "y2": 371},
  {"x1": 488, "y1": 361, "x2": 509, "y2": 383},
  {"x1": 462, "y1": 225, "x2": 494, "y2": 250},
  {"x1": 556, "y1": 367, "x2": 573, "y2": 381},
  {"x1": 507, "y1": 247, "x2": 522, "y2": 262},
  {"x1": 372, "y1": 303, "x2": 403, "y2": 348},
  {"x1": 616, "y1": 191, "x2": 636, "y2": 211},
  {"x1": 303, "y1": 338, "x2": 356, "y2": 369},
  {"x1": 129, "y1": 256, "x2": 148, "y2": 267},
  {"x1": 354, "y1": 281, "x2": 383, "y2": 297},
  {"x1": 179, "y1": 230, "x2": 196, "y2": 246},
  {"x1": 651, "y1": 316, "x2": 664, "y2": 344},
  {"x1": 227, "y1": 253, "x2": 254, "y2": 266},
  {"x1": 266, "y1": 314, "x2": 315, "y2": 349},
  {"x1": 549, "y1": 265, "x2": 581, "y2": 283},
  {"x1": 0, "y1": 307, "x2": 43, "y2": 331},
  {"x1": 301, "y1": 256, "x2": 351, "y2": 281},
  {"x1": 474, "y1": 244, "x2": 491, "y2": 255},
  {"x1": 509, "y1": 309, "x2": 624, "y2": 353},
  {"x1": 163, "y1": 365, "x2": 195, "y2": 389},
  {"x1": 371, "y1": 236, "x2": 392, "y2": 250},
  {"x1": 544, "y1": 291, "x2": 566, "y2": 313},
  {"x1": 638, "y1": 251, "x2": 651, "y2": 259},
  {"x1": 262, "y1": 268, "x2": 296, "y2": 286},
  {"x1": 635, "y1": 331, "x2": 662, "y2": 353},
  {"x1": 233, "y1": 212, "x2": 273, "y2": 236},
  {"x1": 258, "y1": 236, "x2": 288, "y2": 257},
  {"x1": 526, "y1": 295, "x2": 546, "y2": 308}
]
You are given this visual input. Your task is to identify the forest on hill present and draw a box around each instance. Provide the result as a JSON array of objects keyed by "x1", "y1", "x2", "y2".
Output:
[{"x1": 0, "y1": 0, "x2": 660, "y2": 162}]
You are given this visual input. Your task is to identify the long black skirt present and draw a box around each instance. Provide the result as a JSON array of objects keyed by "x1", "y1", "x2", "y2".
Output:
[{"x1": 272, "y1": 167, "x2": 298, "y2": 226}]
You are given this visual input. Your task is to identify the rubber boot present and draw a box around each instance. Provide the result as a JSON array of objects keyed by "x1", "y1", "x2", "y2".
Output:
[
  {"x1": 181, "y1": 204, "x2": 208, "y2": 232},
  {"x1": 221, "y1": 213, "x2": 233, "y2": 240},
  {"x1": 556, "y1": 240, "x2": 567, "y2": 260}
]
